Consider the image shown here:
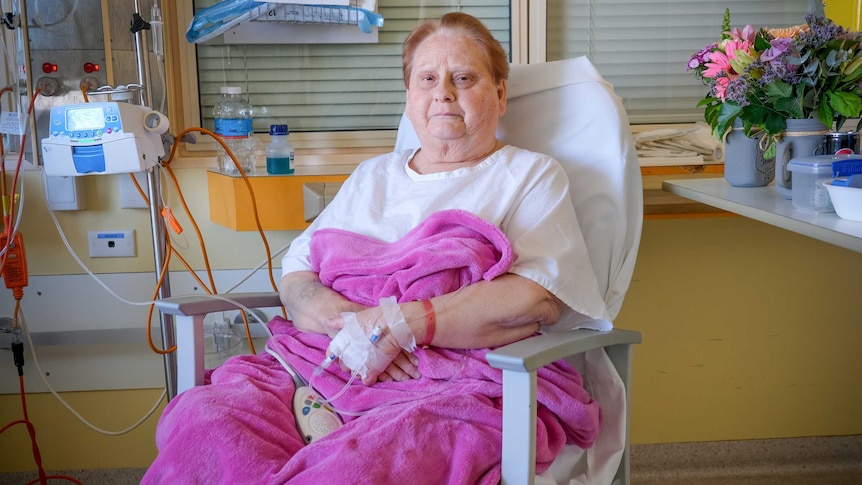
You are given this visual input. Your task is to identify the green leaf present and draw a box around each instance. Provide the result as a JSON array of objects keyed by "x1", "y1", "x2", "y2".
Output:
[
  {"x1": 754, "y1": 34, "x2": 771, "y2": 51},
  {"x1": 817, "y1": 100, "x2": 835, "y2": 130},
  {"x1": 763, "y1": 114, "x2": 787, "y2": 135},
  {"x1": 742, "y1": 103, "x2": 770, "y2": 125},
  {"x1": 715, "y1": 102, "x2": 743, "y2": 137},
  {"x1": 764, "y1": 81, "x2": 792, "y2": 98},
  {"x1": 828, "y1": 91, "x2": 862, "y2": 117},
  {"x1": 774, "y1": 96, "x2": 804, "y2": 119}
]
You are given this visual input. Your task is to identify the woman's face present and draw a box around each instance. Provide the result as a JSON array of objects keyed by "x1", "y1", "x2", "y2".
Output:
[{"x1": 405, "y1": 32, "x2": 506, "y2": 152}]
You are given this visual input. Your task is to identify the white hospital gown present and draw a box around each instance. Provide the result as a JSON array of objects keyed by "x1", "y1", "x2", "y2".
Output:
[{"x1": 281, "y1": 144, "x2": 607, "y2": 325}]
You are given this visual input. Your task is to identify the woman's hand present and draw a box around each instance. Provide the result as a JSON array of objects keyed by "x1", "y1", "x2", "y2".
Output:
[
  {"x1": 280, "y1": 271, "x2": 366, "y2": 337},
  {"x1": 377, "y1": 350, "x2": 421, "y2": 383},
  {"x1": 329, "y1": 305, "x2": 422, "y2": 385}
]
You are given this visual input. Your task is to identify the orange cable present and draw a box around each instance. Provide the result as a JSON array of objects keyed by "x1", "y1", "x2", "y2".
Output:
[
  {"x1": 147, "y1": 231, "x2": 175, "y2": 354},
  {"x1": 129, "y1": 172, "x2": 149, "y2": 205},
  {"x1": 145, "y1": 126, "x2": 288, "y2": 355},
  {"x1": 161, "y1": 165, "x2": 218, "y2": 293},
  {"x1": 0, "y1": 378, "x2": 84, "y2": 485},
  {"x1": 1, "y1": 89, "x2": 39, "y2": 279},
  {"x1": 162, "y1": 129, "x2": 280, "y2": 292},
  {"x1": 171, "y1": 249, "x2": 213, "y2": 295}
]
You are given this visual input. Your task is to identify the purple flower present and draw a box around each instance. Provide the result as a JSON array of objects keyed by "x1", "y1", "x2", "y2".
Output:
[
  {"x1": 687, "y1": 43, "x2": 716, "y2": 71},
  {"x1": 761, "y1": 38, "x2": 792, "y2": 63},
  {"x1": 800, "y1": 13, "x2": 844, "y2": 49},
  {"x1": 725, "y1": 77, "x2": 751, "y2": 106}
]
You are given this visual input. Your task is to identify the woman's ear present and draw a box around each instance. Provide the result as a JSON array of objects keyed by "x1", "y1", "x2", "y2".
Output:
[{"x1": 497, "y1": 80, "x2": 507, "y2": 117}]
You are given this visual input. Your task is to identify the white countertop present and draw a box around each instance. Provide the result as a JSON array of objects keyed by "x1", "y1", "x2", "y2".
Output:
[{"x1": 662, "y1": 177, "x2": 862, "y2": 253}]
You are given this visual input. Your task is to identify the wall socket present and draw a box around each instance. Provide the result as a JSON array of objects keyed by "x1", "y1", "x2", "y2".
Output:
[{"x1": 88, "y1": 230, "x2": 136, "y2": 258}]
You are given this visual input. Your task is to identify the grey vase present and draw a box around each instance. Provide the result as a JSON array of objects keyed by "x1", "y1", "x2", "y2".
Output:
[
  {"x1": 724, "y1": 121, "x2": 775, "y2": 187},
  {"x1": 774, "y1": 118, "x2": 829, "y2": 199}
]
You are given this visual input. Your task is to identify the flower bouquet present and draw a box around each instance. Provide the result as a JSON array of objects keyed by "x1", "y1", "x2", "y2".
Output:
[{"x1": 687, "y1": 10, "x2": 862, "y2": 158}]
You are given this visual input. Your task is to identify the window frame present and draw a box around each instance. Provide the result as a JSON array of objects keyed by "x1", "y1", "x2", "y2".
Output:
[
  {"x1": 164, "y1": 1, "x2": 854, "y2": 168},
  {"x1": 165, "y1": 1, "x2": 528, "y2": 167}
]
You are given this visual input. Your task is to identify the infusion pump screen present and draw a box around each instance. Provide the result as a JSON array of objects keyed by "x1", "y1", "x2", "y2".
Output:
[{"x1": 66, "y1": 107, "x2": 106, "y2": 131}]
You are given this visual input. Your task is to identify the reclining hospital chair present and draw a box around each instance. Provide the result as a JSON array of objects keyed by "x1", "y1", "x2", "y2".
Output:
[{"x1": 155, "y1": 57, "x2": 643, "y2": 485}]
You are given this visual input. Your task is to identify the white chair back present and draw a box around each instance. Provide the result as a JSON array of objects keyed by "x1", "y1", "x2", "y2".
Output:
[{"x1": 396, "y1": 57, "x2": 642, "y2": 321}]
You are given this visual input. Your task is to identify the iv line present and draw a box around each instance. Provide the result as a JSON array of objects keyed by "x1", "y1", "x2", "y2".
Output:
[{"x1": 14, "y1": 305, "x2": 167, "y2": 436}]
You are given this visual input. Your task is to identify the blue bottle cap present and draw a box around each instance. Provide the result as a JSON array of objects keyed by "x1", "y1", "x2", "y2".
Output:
[{"x1": 270, "y1": 124, "x2": 289, "y2": 136}]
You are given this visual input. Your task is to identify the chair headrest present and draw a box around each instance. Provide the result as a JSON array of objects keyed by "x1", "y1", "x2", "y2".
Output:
[{"x1": 396, "y1": 57, "x2": 643, "y2": 325}]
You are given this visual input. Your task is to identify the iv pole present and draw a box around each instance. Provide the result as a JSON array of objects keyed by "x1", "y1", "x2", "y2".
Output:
[{"x1": 131, "y1": 0, "x2": 177, "y2": 399}]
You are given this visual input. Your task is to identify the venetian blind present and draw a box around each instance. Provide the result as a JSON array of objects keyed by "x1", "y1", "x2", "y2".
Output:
[
  {"x1": 545, "y1": 0, "x2": 825, "y2": 123},
  {"x1": 193, "y1": 0, "x2": 512, "y2": 133}
]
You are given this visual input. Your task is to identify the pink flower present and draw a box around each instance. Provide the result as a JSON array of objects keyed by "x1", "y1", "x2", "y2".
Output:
[
  {"x1": 702, "y1": 50, "x2": 731, "y2": 78},
  {"x1": 723, "y1": 39, "x2": 752, "y2": 61},
  {"x1": 712, "y1": 77, "x2": 730, "y2": 100},
  {"x1": 730, "y1": 25, "x2": 756, "y2": 43}
]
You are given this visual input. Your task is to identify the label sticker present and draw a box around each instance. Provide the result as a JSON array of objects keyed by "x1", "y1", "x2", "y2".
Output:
[{"x1": 0, "y1": 111, "x2": 27, "y2": 135}]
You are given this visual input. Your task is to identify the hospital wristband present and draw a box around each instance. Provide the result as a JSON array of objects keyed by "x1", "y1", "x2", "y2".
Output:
[{"x1": 420, "y1": 299, "x2": 436, "y2": 347}]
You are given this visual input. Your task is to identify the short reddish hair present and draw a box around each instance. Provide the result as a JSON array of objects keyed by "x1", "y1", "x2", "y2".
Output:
[{"x1": 402, "y1": 12, "x2": 509, "y2": 88}]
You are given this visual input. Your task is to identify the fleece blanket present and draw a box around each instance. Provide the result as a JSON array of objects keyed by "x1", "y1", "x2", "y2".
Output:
[{"x1": 143, "y1": 209, "x2": 601, "y2": 485}]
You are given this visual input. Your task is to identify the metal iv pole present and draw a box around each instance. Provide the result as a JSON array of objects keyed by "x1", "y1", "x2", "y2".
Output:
[{"x1": 131, "y1": 0, "x2": 177, "y2": 399}]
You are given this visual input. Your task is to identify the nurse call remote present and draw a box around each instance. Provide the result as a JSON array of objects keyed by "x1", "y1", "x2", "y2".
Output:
[{"x1": 292, "y1": 386, "x2": 343, "y2": 443}]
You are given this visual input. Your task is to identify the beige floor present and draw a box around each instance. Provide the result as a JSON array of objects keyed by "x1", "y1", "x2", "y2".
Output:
[
  {"x1": 630, "y1": 435, "x2": 862, "y2": 485},
  {"x1": 1, "y1": 435, "x2": 860, "y2": 484}
]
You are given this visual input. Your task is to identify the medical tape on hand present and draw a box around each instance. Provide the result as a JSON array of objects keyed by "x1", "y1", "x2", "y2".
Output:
[
  {"x1": 379, "y1": 296, "x2": 416, "y2": 352},
  {"x1": 324, "y1": 312, "x2": 390, "y2": 379}
]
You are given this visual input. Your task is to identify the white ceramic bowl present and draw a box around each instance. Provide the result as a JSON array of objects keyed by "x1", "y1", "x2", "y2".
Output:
[{"x1": 825, "y1": 183, "x2": 862, "y2": 221}]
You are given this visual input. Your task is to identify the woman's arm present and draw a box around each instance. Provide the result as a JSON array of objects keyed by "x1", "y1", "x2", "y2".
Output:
[
  {"x1": 336, "y1": 273, "x2": 564, "y2": 385},
  {"x1": 401, "y1": 273, "x2": 565, "y2": 349},
  {"x1": 279, "y1": 270, "x2": 367, "y2": 338}
]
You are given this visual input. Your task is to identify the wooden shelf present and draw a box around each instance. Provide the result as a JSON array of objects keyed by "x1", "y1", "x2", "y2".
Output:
[
  {"x1": 208, "y1": 164, "x2": 730, "y2": 231},
  {"x1": 208, "y1": 170, "x2": 349, "y2": 231}
]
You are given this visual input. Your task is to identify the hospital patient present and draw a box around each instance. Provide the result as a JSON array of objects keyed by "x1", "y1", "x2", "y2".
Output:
[{"x1": 144, "y1": 12, "x2": 605, "y2": 484}]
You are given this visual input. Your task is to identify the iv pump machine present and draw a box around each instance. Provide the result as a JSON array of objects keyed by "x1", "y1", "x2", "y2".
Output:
[{"x1": 41, "y1": 102, "x2": 169, "y2": 177}]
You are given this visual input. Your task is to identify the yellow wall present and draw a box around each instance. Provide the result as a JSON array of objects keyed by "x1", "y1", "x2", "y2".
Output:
[
  {"x1": 622, "y1": 216, "x2": 862, "y2": 443},
  {"x1": 826, "y1": 1, "x2": 861, "y2": 30},
  {"x1": 1, "y1": 2, "x2": 861, "y2": 476}
]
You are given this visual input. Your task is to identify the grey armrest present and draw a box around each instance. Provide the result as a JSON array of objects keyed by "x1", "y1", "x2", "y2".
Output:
[
  {"x1": 158, "y1": 292, "x2": 281, "y2": 395},
  {"x1": 488, "y1": 328, "x2": 641, "y2": 485},
  {"x1": 486, "y1": 328, "x2": 642, "y2": 372},
  {"x1": 155, "y1": 292, "x2": 282, "y2": 317}
]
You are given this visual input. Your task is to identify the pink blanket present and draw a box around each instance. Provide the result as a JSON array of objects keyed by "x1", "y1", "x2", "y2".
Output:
[
  {"x1": 143, "y1": 210, "x2": 601, "y2": 484},
  {"x1": 310, "y1": 208, "x2": 514, "y2": 305}
]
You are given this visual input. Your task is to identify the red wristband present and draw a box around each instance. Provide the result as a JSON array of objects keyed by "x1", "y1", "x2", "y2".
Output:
[{"x1": 420, "y1": 299, "x2": 436, "y2": 347}]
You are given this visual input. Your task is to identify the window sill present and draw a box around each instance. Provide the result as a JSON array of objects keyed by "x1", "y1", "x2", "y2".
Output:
[{"x1": 207, "y1": 163, "x2": 730, "y2": 232}]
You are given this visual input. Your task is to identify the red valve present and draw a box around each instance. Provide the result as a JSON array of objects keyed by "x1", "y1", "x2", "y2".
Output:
[
  {"x1": 41, "y1": 62, "x2": 57, "y2": 73},
  {"x1": 83, "y1": 62, "x2": 99, "y2": 73}
]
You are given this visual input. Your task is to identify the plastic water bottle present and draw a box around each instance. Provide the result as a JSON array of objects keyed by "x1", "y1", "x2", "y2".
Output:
[
  {"x1": 266, "y1": 124, "x2": 294, "y2": 175},
  {"x1": 213, "y1": 86, "x2": 256, "y2": 175}
]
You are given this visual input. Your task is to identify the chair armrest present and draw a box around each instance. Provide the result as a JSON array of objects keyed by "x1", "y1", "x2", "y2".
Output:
[
  {"x1": 486, "y1": 328, "x2": 642, "y2": 372},
  {"x1": 488, "y1": 328, "x2": 642, "y2": 485},
  {"x1": 155, "y1": 292, "x2": 282, "y2": 317},
  {"x1": 156, "y1": 292, "x2": 282, "y2": 396}
]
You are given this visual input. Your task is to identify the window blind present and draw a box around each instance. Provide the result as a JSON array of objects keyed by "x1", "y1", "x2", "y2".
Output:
[
  {"x1": 545, "y1": 0, "x2": 825, "y2": 123},
  {"x1": 194, "y1": 0, "x2": 512, "y2": 133}
]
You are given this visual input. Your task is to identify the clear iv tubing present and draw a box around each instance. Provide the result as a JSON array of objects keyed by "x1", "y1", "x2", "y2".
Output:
[
  {"x1": 264, "y1": 297, "x2": 465, "y2": 418},
  {"x1": 150, "y1": 4, "x2": 167, "y2": 114}
]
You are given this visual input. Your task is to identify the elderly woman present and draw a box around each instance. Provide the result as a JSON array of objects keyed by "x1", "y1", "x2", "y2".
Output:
[{"x1": 144, "y1": 13, "x2": 601, "y2": 485}]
